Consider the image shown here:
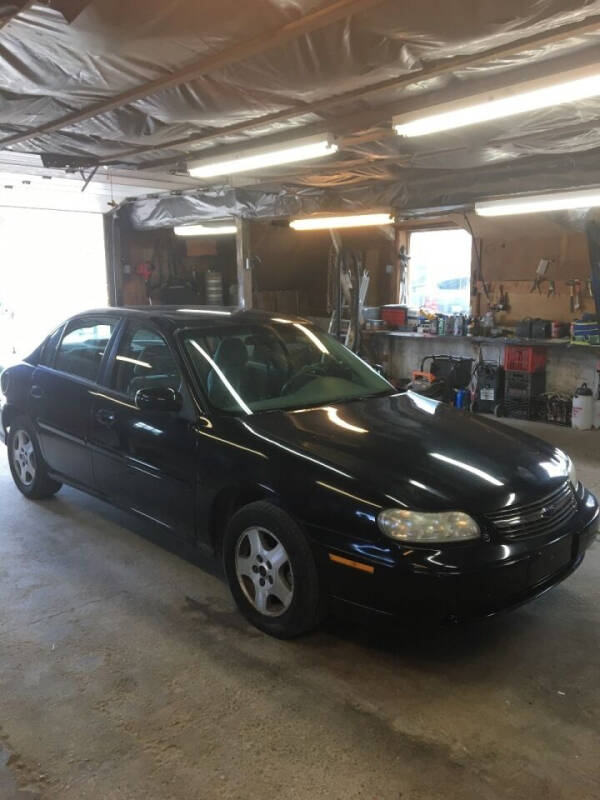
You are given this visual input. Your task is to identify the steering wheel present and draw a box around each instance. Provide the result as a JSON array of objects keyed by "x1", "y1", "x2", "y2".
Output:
[{"x1": 281, "y1": 363, "x2": 328, "y2": 395}]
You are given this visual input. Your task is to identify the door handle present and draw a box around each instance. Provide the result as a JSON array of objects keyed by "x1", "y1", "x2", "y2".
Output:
[
  {"x1": 95, "y1": 408, "x2": 116, "y2": 427},
  {"x1": 30, "y1": 385, "x2": 44, "y2": 399}
]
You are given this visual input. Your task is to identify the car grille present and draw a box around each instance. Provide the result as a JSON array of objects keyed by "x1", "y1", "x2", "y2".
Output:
[{"x1": 485, "y1": 481, "x2": 578, "y2": 540}]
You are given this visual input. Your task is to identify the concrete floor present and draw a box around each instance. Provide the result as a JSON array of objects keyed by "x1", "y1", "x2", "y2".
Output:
[{"x1": 0, "y1": 419, "x2": 599, "y2": 800}]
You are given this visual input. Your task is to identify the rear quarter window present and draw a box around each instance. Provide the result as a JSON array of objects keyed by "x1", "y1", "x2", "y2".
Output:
[{"x1": 38, "y1": 325, "x2": 64, "y2": 368}]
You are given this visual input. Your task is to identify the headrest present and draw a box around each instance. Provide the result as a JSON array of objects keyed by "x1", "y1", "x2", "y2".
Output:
[{"x1": 214, "y1": 337, "x2": 248, "y2": 370}]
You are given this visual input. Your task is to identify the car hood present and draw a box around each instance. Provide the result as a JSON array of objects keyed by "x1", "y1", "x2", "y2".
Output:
[{"x1": 243, "y1": 392, "x2": 569, "y2": 514}]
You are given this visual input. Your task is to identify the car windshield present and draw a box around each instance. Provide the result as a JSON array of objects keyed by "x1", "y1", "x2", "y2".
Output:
[{"x1": 182, "y1": 319, "x2": 394, "y2": 414}]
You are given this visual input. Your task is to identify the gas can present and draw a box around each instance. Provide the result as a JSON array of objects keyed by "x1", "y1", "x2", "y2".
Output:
[{"x1": 572, "y1": 382, "x2": 593, "y2": 429}]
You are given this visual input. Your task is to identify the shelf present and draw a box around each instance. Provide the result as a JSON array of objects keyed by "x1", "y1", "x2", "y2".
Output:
[{"x1": 362, "y1": 330, "x2": 600, "y2": 350}]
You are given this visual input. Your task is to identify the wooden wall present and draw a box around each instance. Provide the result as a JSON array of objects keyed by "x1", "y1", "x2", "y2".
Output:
[
  {"x1": 117, "y1": 225, "x2": 237, "y2": 306},
  {"x1": 249, "y1": 221, "x2": 395, "y2": 315},
  {"x1": 461, "y1": 212, "x2": 594, "y2": 325}
]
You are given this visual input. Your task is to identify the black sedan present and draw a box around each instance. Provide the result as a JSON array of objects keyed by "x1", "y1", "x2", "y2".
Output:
[{"x1": 1, "y1": 307, "x2": 598, "y2": 637}]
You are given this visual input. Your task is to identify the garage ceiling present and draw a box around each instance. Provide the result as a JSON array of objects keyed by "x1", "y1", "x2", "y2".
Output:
[{"x1": 1, "y1": 0, "x2": 600, "y2": 221}]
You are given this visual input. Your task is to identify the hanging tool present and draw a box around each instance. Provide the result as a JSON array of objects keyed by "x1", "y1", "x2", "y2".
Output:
[
  {"x1": 587, "y1": 278, "x2": 594, "y2": 298},
  {"x1": 490, "y1": 284, "x2": 509, "y2": 312},
  {"x1": 530, "y1": 258, "x2": 550, "y2": 294},
  {"x1": 566, "y1": 279, "x2": 576, "y2": 312},
  {"x1": 547, "y1": 280, "x2": 556, "y2": 298},
  {"x1": 397, "y1": 245, "x2": 409, "y2": 306},
  {"x1": 585, "y1": 220, "x2": 600, "y2": 320},
  {"x1": 327, "y1": 240, "x2": 369, "y2": 352},
  {"x1": 574, "y1": 279, "x2": 582, "y2": 311},
  {"x1": 530, "y1": 276, "x2": 543, "y2": 293}
]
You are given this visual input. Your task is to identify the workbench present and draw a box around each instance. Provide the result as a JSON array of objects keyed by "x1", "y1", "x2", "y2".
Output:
[{"x1": 361, "y1": 330, "x2": 600, "y2": 394}]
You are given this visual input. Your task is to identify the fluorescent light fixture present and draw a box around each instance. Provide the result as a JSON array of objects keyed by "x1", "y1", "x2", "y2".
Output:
[
  {"x1": 394, "y1": 64, "x2": 600, "y2": 137},
  {"x1": 174, "y1": 223, "x2": 236, "y2": 236},
  {"x1": 290, "y1": 212, "x2": 394, "y2": 230},
  {"x1": 188, "y1": 134, "x2": 337, "y2": 178},
  {"x1": 475, "y1": 187, "x2": 600, "y2": 216}
]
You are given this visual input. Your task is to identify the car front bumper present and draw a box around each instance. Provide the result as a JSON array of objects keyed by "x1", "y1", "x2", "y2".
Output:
[{"x1": 316, "y1": 487, "x2": 599, "y2": 624}]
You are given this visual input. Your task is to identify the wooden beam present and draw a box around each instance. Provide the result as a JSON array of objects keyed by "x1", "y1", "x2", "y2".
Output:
[
  {"x1": 0, "y1": 0, "x2": 388, "y2": 148},
  {"x1": 99, "y1": 12, "x2": 600, "y2": 169},
  {"x1": 236, "y1": 218, "x2": 253, "y2": 309},
  {"x1": 0, "y1": 0, "x2": 34, "y2": 30}
]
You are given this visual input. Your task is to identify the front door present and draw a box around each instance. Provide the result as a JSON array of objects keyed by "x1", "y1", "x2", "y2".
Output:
[
  {"x1": 89, "y1": 321, "x2": 197, "y2": 538},
  {"x1": 31, "y1": 315, "x2": 119, "y2": 489}
]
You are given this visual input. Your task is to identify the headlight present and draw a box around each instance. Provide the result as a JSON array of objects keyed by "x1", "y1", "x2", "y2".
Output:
[
  {"x1": 377, "y1": 509, "x2": 480, "y2": 543},
  {"x1": 568, "y1": 459, "x2": 578, "y2": 490}
]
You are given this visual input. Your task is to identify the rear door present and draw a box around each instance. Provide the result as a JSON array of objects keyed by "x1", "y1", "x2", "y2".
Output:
[
  {"x1": 30, "y1": 315, "x2": 120, "y2": 489},
  {"x1": 89, "y1": 320, "x2": 197, "y2": 538}
]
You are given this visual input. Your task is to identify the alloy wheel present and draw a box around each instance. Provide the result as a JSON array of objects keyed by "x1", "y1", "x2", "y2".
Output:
[
  {"x1": 12, "y1": 429, "x2": 36, "y2": 487},
  {"x1": 235, "y1": 526, "x2": 294, "y2": 617}
]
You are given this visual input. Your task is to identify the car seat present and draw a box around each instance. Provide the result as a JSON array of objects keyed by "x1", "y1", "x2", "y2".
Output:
[{"x1": 127, "y1": 345, "x2": 181, "y2": 397}]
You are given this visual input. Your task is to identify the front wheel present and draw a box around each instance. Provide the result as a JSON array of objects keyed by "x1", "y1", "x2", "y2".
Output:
[
  {"x1": 223, "y1": 501, "x2": 322, "y2": 638},
  {"x1": 7, "y1": 416, "x2": 62, "y2": 499}
]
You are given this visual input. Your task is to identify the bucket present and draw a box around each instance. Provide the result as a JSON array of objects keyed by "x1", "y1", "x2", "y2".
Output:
[{"x1": 572, "y1": 382, "x2": 593, "y2": 430}]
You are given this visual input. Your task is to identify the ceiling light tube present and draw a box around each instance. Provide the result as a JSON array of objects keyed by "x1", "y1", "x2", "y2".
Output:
[
  {"x1": 290, "y1": 212, "x2": 394, "y2": 230},
  {"x1": 188, "y1": 134, "x2": 338, "y2": 178},
  {"x1": 393, "y1": 64, "x2": 600, "y2": 137},
  {"x1": 174, "y1": 223, "x2": 237, "y2": 236},
  {"x1": 475, "y1": 187, "x2": 600, "y2": 216}
]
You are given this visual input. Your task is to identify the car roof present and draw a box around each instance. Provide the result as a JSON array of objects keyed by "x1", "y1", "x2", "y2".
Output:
[{"x1": 67, "y1": 306, "x2": 311, "y2": 330}]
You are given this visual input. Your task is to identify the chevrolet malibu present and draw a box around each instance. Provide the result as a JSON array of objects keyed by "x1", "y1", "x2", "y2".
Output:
[{"x1": 1, "y1": 307, "x2": 598, "y2": 637}]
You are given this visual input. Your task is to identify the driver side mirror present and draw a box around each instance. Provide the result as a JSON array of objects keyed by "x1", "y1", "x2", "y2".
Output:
[{"x1": 135, "y1": 386, "x2": 183, "y2": 413}]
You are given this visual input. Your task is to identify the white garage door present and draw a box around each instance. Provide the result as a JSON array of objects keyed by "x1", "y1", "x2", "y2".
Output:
[{"x1": 0, "y1": 207, "x2": 107, "y2": 367}]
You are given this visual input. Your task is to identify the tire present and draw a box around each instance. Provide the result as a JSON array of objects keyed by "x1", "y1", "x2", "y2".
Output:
[
  {"x1": 223, "y1": 501, "x2": 322, "y2": 638},
  {"x1": 494, "y1": 403, "x2": 505, "y2": 418},
  {"x1": 7, "y1": 415, "x2": 62, "y2": 499}
]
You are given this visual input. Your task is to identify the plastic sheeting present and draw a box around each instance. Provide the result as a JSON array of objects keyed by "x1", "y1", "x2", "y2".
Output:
[
  {"x1": 2, "y1": 0, "x2": 600, "y2": 224},
  {"x1": 124, "y1": 146, "x2": 600, "y2": 229}
]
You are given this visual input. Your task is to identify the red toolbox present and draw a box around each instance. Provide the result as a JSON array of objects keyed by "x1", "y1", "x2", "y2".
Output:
[
  {"x1": 503, "y1": 345, "x2": 547, "y2": 373},
  {"x1": 381, "y1": 304, "x2": 407, "y2": 328}
]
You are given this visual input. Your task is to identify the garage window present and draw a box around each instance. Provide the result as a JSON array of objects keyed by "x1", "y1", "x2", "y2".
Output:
[{"x1": 408, "y1": 229, "x2": 472, "y2": 314}]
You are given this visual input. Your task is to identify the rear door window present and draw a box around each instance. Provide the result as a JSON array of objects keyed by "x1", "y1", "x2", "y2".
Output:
[
  {"x1": 111, "y1": 324, "x2": 182, "y2": 398},
  {"x1": 54, "y1": 317, "x2": 117, "y2": 382}
]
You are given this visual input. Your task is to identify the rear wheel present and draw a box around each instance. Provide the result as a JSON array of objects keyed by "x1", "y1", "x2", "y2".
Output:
[
  {"x1": 7, "y1": 416, "x2": 62, "y2": 499},
  {"x1": 223, "y1": 501, "x2": 322, "y2": 638}
]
